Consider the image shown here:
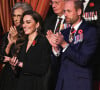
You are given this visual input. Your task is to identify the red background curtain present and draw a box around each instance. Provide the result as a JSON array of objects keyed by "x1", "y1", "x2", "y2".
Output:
[{"x1": 0, "y1": 0, "x2": 50, "y2": 33}]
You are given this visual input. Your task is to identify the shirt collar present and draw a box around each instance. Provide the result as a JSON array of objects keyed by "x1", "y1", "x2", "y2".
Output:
[
  {"x1": 57, "y1": 15, "x2": 65, "y2": 19},
  {"x1": 83, "y1": 0, "x2": 89, "y2": 11},
  {"x1": 72, "y1": 20, "x2": 83, "y2": 31}
]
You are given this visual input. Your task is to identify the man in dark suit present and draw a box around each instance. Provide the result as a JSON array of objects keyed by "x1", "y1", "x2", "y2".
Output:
[
  {"x1": 46, "y1": 0, "x2": 98, "y2": 90},
  {"x1": 82, "y1": 1, "x2": 100, "y2": 89},
  {"x1": 83, "y1": 0, "x2": 100, "y2": 25},
  {"x1": 44, "y1": 0, "x2": 70, "y2": 35},
  {"x1": 44, "y1": 1, "x2": 66, "y2": 89},
  {"x1": 82, "y1": 0, "x2": 100, "y2": 42},
  {"x1": 44, "y1": 0, "x2": 69, "y2": 90}
]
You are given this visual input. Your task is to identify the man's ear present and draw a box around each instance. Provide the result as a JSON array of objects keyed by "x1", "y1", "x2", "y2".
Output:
[{"x1": 77, "y1": 8, "x2": 82, "y2": 16}]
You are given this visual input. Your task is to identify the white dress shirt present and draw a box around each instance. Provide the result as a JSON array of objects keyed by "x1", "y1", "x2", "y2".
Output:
[
  {"x1": 54, "y1": 15, "x2": 65, "y2": 33},
  {"x1": 83, "y1": 0, "x2": 89, "y2": 11}
]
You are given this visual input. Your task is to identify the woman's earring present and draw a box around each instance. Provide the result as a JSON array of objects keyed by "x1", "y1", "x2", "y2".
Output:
[{"x1": 36, "y1": 28, "x2": 38, "y2": 32}]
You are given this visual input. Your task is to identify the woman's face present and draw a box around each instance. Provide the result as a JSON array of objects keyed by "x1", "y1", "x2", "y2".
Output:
[
  {"x1": 13, "y1": 8, "x2": 24, "y2": 26},
  {"x1": 22, "y1": 15, "x2": 38, "y2": 35}
]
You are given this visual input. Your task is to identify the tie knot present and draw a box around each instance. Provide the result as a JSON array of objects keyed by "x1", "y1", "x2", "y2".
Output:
[
  {"x1": 71, "y1": 28, "x2": 76, "y2": 33},
  {"x1": 58, "y1": 18, "x2": 62, "y2": 22}
]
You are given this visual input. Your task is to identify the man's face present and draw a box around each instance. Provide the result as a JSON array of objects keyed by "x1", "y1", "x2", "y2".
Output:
[
  {"x1": 51, "y1": 0, "x2": 64, "y2": 16},
  {"x1": 13, "y1": 8, "x2": 24, "y2": 26},
  {"x1": 64, "y1": 1, "x2": 81, "y2": 25}
]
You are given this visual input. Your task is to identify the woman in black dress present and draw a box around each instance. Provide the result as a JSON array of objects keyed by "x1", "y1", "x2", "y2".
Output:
[
  {"x1": 10, "y1": 10, "x2": 51, "y2": 90},
  {"x1": 0, "y1": 2, "x2": 33, "y2": 90}
]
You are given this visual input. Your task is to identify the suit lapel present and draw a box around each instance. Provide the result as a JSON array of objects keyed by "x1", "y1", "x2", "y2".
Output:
[
  {"x1": 72, "y1": 20, "x2": 87, "y2": 45},
  {"x1": 61, "y1": 27, "x2": 71, "y2": 43},
  {"x1": 51, "y1": 16, "x2": 58, "y2": 32}
]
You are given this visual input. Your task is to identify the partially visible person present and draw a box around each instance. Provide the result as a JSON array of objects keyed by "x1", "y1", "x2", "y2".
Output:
[
  {"x1": 9, "y1": 10, "x2": 51, "y2": 90},
  {"x1": 82, "y1": 0, "x2": 100, "y2": 89},
  {"x1": 4, "y1": 2, "x2": 33, "y2": 55},
  {"x1": 44, "y1": 0, "x2": 69, "y2": 89},
  {"x1": 0, "y1": 23, "x2": 3, "y2": 72},
  {"x1": 46, "y1": 0, "x2": 98, "y2": 90},
  {"x1": 44, "y1": 0, "x2": 70, "y2": 34},
  {"x1": 0, "y1": 2, "x2": 33, "y2": 90},
  {"x1": 83, "y1": 0, "x2": 100, "y2": 26}
]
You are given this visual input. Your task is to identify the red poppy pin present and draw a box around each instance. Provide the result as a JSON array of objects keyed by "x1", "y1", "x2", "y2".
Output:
[
  {"x1": 89, "y1": 2, "x2": 94, "y2": 7},
  {"x1": 32, "y1": 40, "x2": 36, "y2": 46},
  {"x1": 78, "y1": 29, "x2": 83, "y2": 34}
]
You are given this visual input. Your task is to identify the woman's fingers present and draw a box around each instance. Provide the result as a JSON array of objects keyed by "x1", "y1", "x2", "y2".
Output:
[
  {"x1": 9, "y1": 56, "x2": 18, "y2": 66},
  {"x1": 3, "y1": 56, "x2": 11, "y2": 62}
]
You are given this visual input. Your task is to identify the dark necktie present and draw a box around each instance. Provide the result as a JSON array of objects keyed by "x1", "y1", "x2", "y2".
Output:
[
  {"x1": 55, "y1": 18, "x2": 62, "y2": 33},
  {"x1": 71, "y1": 28, "x2": 75, "y2": 39},
  {"x1": 69, "y1": 28, "x2": 76, "y2": 42}
]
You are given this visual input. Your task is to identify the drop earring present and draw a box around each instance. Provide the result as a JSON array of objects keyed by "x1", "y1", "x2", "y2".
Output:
[{"x1": 36, "y1": 28, "x2": 38, "y2": 32}]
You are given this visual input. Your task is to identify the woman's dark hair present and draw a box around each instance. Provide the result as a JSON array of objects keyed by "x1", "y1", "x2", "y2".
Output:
[
  {"x1": 14, "y1": 25, "x2": 26, "y2": 56},
  {"x1": 20, "y1": 10, "x2": 44, "y2": 34},
  {"x1": 14, "y1": 10, "x2": 44, "y2": 56}
]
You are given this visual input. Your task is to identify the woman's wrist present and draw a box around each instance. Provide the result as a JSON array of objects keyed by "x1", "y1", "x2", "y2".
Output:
[{"x1": 8, "y1": 41, "x2": 14, "y2": 46}]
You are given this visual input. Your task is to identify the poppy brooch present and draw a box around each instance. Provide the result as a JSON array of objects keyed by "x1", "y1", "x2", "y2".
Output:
[
  {"x1": 78, "y1": 29, "x2": 83, "y2": 34},
  {"x1": 89, "y1": 2, "x2": 95, "y2": 7},
  {"x1": 32, "y1": 40, "x2": 37, "y2": 46}
]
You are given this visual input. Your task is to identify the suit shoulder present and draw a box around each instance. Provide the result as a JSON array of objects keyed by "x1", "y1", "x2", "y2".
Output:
[
  {"x1": 83, "y1": 22, "x2": 97, "y2": 38},
  {"x1": 44, "y1": 14, "x2": 57, "y2": 23},
  {"x1": 82, "y1": 20, "x2": 97, "y2": 30},
  {"x1": 86, "y1": 22, "x2": 97, "y2": 30}
]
